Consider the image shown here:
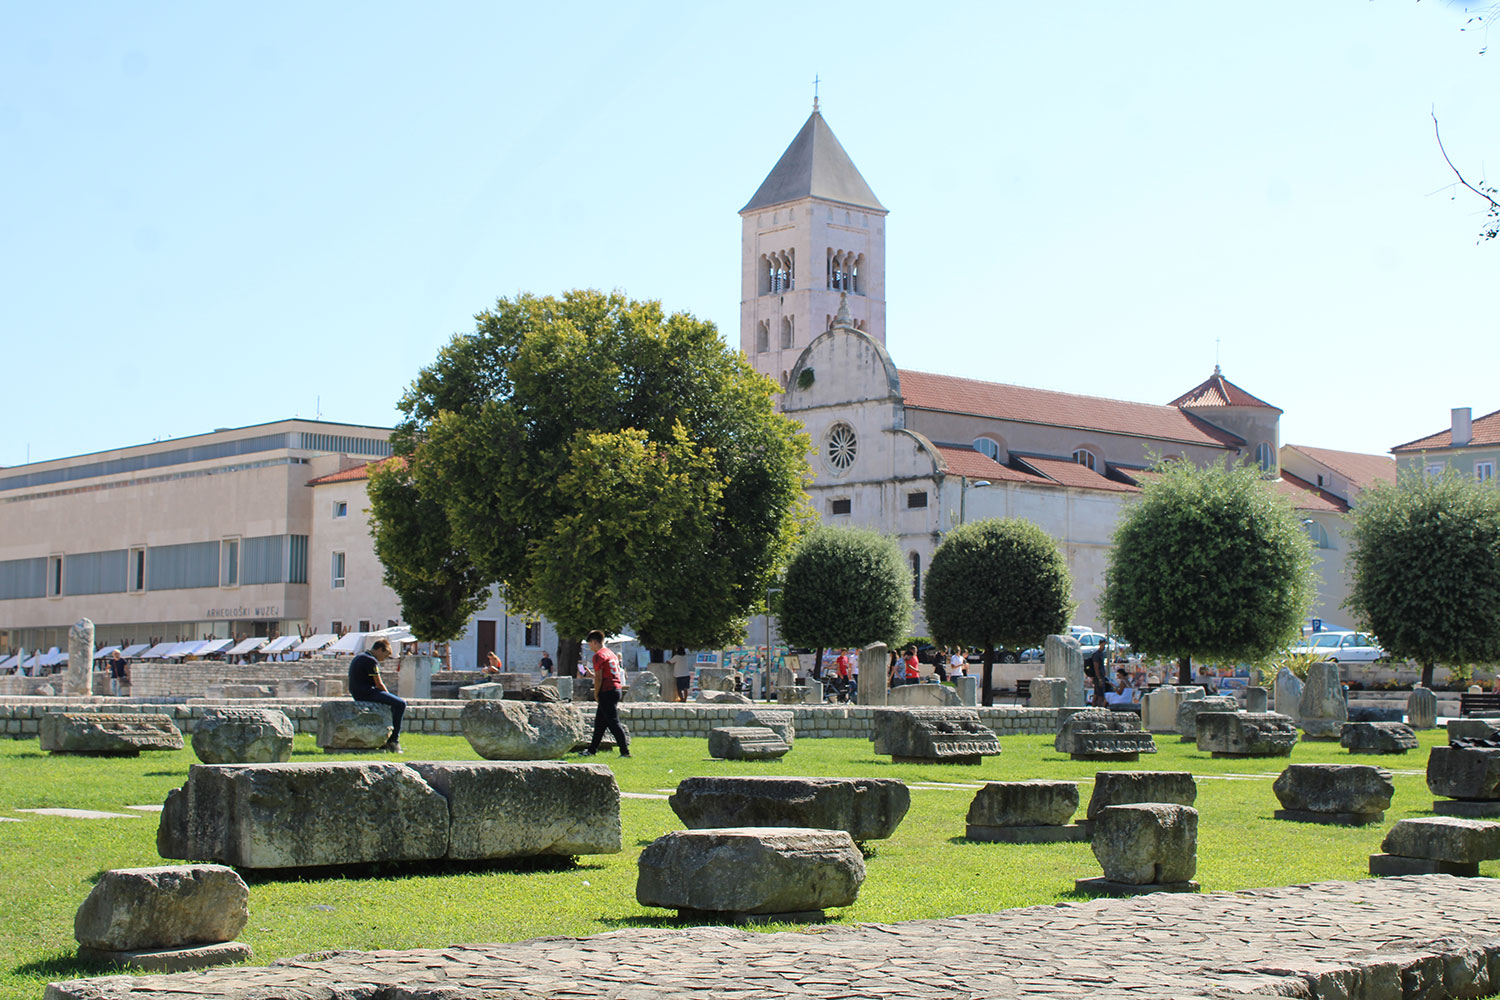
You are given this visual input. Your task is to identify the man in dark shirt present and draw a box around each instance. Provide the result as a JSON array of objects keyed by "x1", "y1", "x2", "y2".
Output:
[
  {"x1": 348, "y1": 638, "x2": 405, "y2": 753},
  {"x1": 107, "y1": 650, "x2": 129, "y2": 697}
]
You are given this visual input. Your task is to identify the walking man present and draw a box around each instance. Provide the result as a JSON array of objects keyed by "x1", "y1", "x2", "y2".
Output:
[
  {"x1": 580, "y1": 629, "x2": 630, "y2": 757},
  {"x1": 348, "y1": 638, "x2": 406, "y2": 753}
]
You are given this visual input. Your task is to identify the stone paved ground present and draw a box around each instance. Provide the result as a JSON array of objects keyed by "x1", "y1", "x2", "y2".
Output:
[{"x1": 46, "y1": 875, "x2": 1500, "y2": 999}]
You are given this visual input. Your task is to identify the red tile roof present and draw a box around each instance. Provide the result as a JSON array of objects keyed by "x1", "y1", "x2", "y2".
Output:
[
  {"x1": 1277, "y1": 471, "x2": 1350, "y2": 513},
  {"x1": 1168, "y1": 367, "x2": 1282, "y2": 413},
  {"x1": 1013, "y1": 454, "x2": 1140, "y2": 493},
  {"x1": 900, "y1": 370, "x2": 1243, "y2": 449},
  {"x1": 1282, "y1": 444, "x2": 1396, "y2": 493},
  {"x1": 933, "y1": 445, "x2": 1054, "y2": 485},
  {"x1": 1391, "y1": 408, "x2": 1500, "y2": 453},
  {"x1": 306, "y1": 463, "x2": 374, "y2": 486}
]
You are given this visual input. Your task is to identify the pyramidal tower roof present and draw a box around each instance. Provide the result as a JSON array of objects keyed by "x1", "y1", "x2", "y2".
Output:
[
  {"x1": 740, "y1": 110, "x2": 885, "y2": 214},
  {"x1": 1169, "y1": 366, "x2": 1283, "y2": 413}
]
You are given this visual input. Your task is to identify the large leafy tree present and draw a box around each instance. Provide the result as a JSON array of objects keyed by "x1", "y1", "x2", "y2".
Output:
[
  {"x1": 923, "y1": 518, "x2": 1073, "y2": 706},
  {"x1": 1345, "y1": 468, "x2": 1500, "y2": 688},
  {"x1": 1101, "y1": 459, "x2": 1315, "y2": 684},
  {"x1": 777, "y1": 526, "x2": 914, "y2": 675},
  {"x1": 369, "y1": 290, "x2": 812, "y2": 668}
]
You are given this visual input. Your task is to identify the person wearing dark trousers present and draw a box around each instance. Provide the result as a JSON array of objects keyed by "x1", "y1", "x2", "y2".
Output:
[
  {"x1": 348, "y1": 637, "x2": 406, "y2": 753},
  {"x1": 580, "y1": 629, "x2": 630, "y2": 757}
]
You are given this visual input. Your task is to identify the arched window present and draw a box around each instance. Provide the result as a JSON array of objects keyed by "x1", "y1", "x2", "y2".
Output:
[
  {"x1": 755, "y1": 320, "x2": 769, "y2": 354},
  {"x1": 1256, "y1": 442, "x2": 1275, "y2": 473},
  {"x1": 762, "y1": 250, "x2": 794, "y2": 294},
  {"x1": 826, "y1": 423, "x2": 858, "y2": 473},
  {"x1": 909, "y1": 552, "x2": 921, "y2": 601},
  {"x1": 1303, "y1": 519, "x2": 1332, "y2": 549},
  {"x1": 1072, "y1": 449, "x2": 1097, "y2": 471},
  {"x1": 973, "y1": 437, "x2": 1000, "y2": 460},
  {"x1": 780, "y1": 316, "x2": 793, "y2": 349}
]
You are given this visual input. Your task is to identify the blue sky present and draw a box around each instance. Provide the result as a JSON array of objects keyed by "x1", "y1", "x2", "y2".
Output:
[{"x1": 2, "y1": 2, "x2": 1495, "y2": 466}]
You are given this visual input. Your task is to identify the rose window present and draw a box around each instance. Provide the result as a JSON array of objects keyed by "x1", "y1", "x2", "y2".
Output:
[{"x1": 826, "y1": 424, "x2": 858, "y2": 472}]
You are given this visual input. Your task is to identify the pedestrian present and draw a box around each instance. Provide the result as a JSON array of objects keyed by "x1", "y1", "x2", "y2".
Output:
[
  {"x1": 948, "y1": 647, "x2": 967, "y2": 679},
  {"x1": 1086, "y1": 642, "x2": 1109, "y2": 707},
  {"x1": 483, "y1": 651, "x2": 503, "y2": 674},
  {"x1": 107, "y1": 649, "x2": 129, "y2": 696},
  {"x1": 887, "y1": 648, "x2": 900, "y2": 689},
  {"x1": 903, "y1": 646, "x2": 921, "y2": 685},
  {"x1": 539, "y1": 650, "x2": 554, "y2": 676},
  {"x1": 673, "y1": 653, "x2": 693, "y2": 702},
  {"x1": 348, "y1": 638, "x2": 405, "y2": 753},
  {"x1": 580, "y1": 630, "x2": 631, "y2": 757}
]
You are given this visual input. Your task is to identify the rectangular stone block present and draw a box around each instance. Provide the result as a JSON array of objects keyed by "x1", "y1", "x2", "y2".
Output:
[
  {"x1": 1086, "y1": 771, "x2": 1197, "y2": 819},
  {"x1": 40, "y1": 713, "x2": 183, "y2": 755},
  {"x1": 1368, "y1": 853, "x2": 1479, "y2": 878},
  {"x1": 967, "y1": 781, "x2": 1079, "y2": 828},
  {"x1": 1382, "y1": 817, "x2": 1500, "y2": 864},
  {"x1": 1428, "y1": 745, "x2": 1500, "y2": 801},
  {"x1": 1196, "y1": 712, "x2": 1297, "y2": 757},
  {"x1": 872, "y1": 708, "x2": 1000, "y2": 763}
]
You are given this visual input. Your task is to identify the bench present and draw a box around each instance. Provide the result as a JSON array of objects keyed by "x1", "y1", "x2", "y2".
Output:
[
  {"x1": 1460, "y1": 692, "x2": 1500, "y2": 717},
  {"x1": 1013, "y1": 678, "x2": 1030, "y2": 705}
]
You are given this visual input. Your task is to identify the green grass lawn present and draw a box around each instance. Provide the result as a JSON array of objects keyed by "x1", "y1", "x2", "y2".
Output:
[{"x1": 0, "y1": 728, "x2": 1469, "y2": 999}]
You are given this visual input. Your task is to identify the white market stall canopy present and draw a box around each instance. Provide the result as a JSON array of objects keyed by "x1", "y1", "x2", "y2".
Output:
[
  {"x1": 294, "y1": 634, "x2": 339, "y2": 654},
  {"x1": 119, "y1": 644, "x2": 150, "y2": 658},
  {"x1": 225, "y1": 637, "x2": 268, "y2": 656},
  {"x1": 328, "y1": 633, "x2": 366, "y2": 654},
  {"x1": 261, "y1": 636, "x2": 299, "y2": 654},
  {"x1": 138, "y1": 643, "x2": 177, "y2": 659},
  {"x1": 93, "y1": 645, "x2": 122, "y2": 660}
]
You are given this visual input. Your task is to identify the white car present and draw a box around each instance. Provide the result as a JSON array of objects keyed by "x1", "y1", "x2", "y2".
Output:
[{"x1": 1291, "y1": 631, "x2": 1386, "y2": 664}]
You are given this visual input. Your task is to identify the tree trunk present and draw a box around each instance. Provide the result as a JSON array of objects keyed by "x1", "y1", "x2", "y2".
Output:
[
  {"x1": 1177, "y1": 655, "x2": 1191, "y2": 686},
  {"x1": 1422, "y1": 660, "x2": 1436, "y2": 690},
  {"x1": 813, "y1": 646, "x2": 825, "y2": 683},
  {"x1": 559, "y1": 636, "x2": 583, "y2": 679},
  {"x1": 981, "y1": 646, "x2": 995, "y2": 707}
]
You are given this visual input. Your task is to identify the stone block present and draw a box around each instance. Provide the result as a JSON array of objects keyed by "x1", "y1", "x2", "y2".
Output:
[
  {"x1": 458, "y1": 682, "x2": 508, "y2": 700},
  {"x1": 191, "y1": 709, "x2": 294, "y2": 765},
  {"x1": 695, "y1": 690, "x2": 752, "y2": 705},
  {"x1": 1297, "y1": 662, "x2": 1348, "y2": 739},
  {"x1": 1368, "y1": 854, "x2": 1479, "y2": 878},
  {"x1": 460, "y1": 700, "x2": 584, "y2": 760},
  {"x1": 315, "y1": 701, "x2": 392, "y2": 751},
  {"x1": 157, "y1": 762, "x2": 450, "y2": 869},
  {"x1": 405, "y1": 761, "x2": 621, "y2": 859},
  {"x1": 40, "y1": 713, "x2": 183, "y2": 756},
  {"x1": 1140, "y1": 686, "x2": 1204, "y2": 733},
  {"x1": 669, "y1": 776, "x2": 910, "y2": 841},
  {"x1": 953, "y1": 675, "x2": 978, "y2": 706},
  {"x1": 1196, "y1": 711, "x2": 1298, "y2": 757},
  {"x1": 1274, "y1": 667, "x2": 1304, "y2": 718},
  {"x1": 857, "y1": 644, "x2": 888, "y2": 706},
  {"x1": 966, "y1": 780, "x2": 1078, "y2": 829},
  {"x1": 1042, "y1": 634, "x2": 1084, "y2": 706},
  {"x1": 734, "y1": 709, "x2": 794, "y2": 745},
  {"x1": 1091, "y1": 804, "x2": 1198, "y2": 885},
  {"x1": 1408, "y1": 687, "x2": 1438, "y2": 730},
  {"x1": 1086, "y1": 771, "x2": 1197, "y2": 820},
  {"x1": 1054, "y1": 709, "x2": 1151, "y2": 759},
  {"x1": 888, "y1": 683, "x2": 961, "y2": 707},
  {"x1": 1028, "y1": 677, "x2": 1068, "y2": 708},
  {"x1": 707, "y1": 726, "x2": 790, "y2": 760},
  {"x1": 1176, "y1": 696, "x2": 1237, "y2": 740},
  {"x1": 1244, "y1": 686, "x2": 1269, "y2": 713},
  {"x1": 636, "y1": 828, "x2": 864, "y2": 917},
  {"x1": 776, "y1": 685, "x2": 818, "y2": 705},
  {"x1": 871, "y1": 708, "x2": 1000, "y2": 763},
  {"x1": 277, "y1": 678, "x2": 319, "y2": 699},
  {"x1": 74, "y1": 865, "x2": 248, "y2": 951},
  {"x1": 76, "y1": 941, "x2": 252, "y2": 972},
  {"x1": 1382, "y1": 817, "x2": 1500, "y2": 863},
  {"x1": 503, "y1": 686, "x2": 561, "y2": 703},
  {"x1": 625, "y1": 671, "x2": 662, "y2": 702},
  {"x1": 1272, "y1": 764, "x2": 1393, "y2": 824},
  {"x1": 1447, "y1": 719, "x2": 1500, "y2": 743},
  {"x1": 217, "y1": 684, "x2": 276, "y2": 699},
  {"x1": 1428, "y1": 744, "x2": 1500, "y2": 801},
  {"x1": 1340, "y1": 721, "x2": 1418, "y2": 754}
]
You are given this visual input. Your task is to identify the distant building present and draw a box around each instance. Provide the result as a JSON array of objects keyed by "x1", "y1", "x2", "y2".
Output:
[{"x1": 1391, "y1": 406, "x2": 1500, "y2": 484}]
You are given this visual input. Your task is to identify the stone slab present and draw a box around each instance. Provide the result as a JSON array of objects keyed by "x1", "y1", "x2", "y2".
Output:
[
  {"x1": 1428, "y1": 744, "x2": 1500, "y2": 801},
  {"x1": 76, "y1": 941, "x2": 251, "y2": 973},
  {"x1": 1074, "y1": 877, "x2": 1200, "y2": 896},
  {"x1": 41, "y1": 877, "x2": 1500, "y2": 1000},
  {"x1": 966, "y1": 823, "x2": 1090, "y2": 843},
  {"x1": 1433, "y1": 799, "x2": 1500, "y2": 818},
  {"x1": 40, "y1": 713, "x2": 183, "y2": 755},
  {"x1": 1274, "y1": 808, "x2": 1384, "y2": 827},
  {"x1": 636, "y1": 827, "x2": 864, "y2": 915},
  {"x1": 1271, "y1": 763, "x2": 1394, "y2": 818},
  {"x1": 1086, "y1": 771, "x2": 1197, "y2": 819},
  {"x1": 1368, "y1": 854, "x2": 1479, "y2": 877},
  {"x1": 669, "y1": 776, "x2": 909, "y2": 841},
  {"x1": 871, "y1": 708, "x2": 1000, "y2": 762},
  {"x1": 74, "y1": 865, "x2": 248, "y2": 951},
  {"x1": 1196, "y1": 711, "x2": 1297, "y2": 757},
  {"x1": 1340, "y1": 721, "x2": 1417, "y2": 755},
  {"x1": 315, "y1": 701, "x2": 392, "y2": 751},
  {"x1": 965, "y1": 780, "x2": 1078, "y2": 829},
  {"x1": 707, "y1": 726, "x2": 790, "y2": 760},
  {"x1": 1382, "y1": 816, "x2": 1500, "y2": 863}
]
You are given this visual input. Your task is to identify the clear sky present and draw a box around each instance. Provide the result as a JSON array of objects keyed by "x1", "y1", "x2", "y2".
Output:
[{"x1": 2, "y1": 2, "x2": 1495, "y2": 467}]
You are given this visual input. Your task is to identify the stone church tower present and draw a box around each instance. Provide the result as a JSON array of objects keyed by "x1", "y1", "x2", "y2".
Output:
[{"x1": 739, "y1": 107, "x2": 888, "y2": 388}]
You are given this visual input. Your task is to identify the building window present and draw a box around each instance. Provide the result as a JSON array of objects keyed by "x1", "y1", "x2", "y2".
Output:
[
  {"x1": 973, "y1": 437, "x2": 1000, "y2": 461},
  {"x1": 909, "y1": 552, "x2": 921, "y2": 601},
  {"x1": 1255, "y1": 442, "x2": 1275, "y2": 473},
  {"x1": 524, "y1": 620, "x2": 542, "y2": 647},
  {"x1": 358, "y1": 619, "x2": 371, "y2": 633},
  {"x1": 826, "y1": 249, "x2": 865, "y2": 294},
  {"x1": 331, "y1": 551, "x2": 346, "y2": 589},
  {"x1": 288, "y1": 534, "x2": 309, "y2": 584},
  {"x1": 826, "y1": 423, "x2": 858, "y2": 472},
  {"x1": 829, "y1": 497, "x2": 852, "y2": 516},
  {"x1": 47, "y1": 554, "x2": 63, "y2": 598},
  {"x1": 331, "y1": 620, "x2": 343, "y2": 635},
  {"x1": 220, "y1": 538, "x2": 239, "y2": 587},
  {"x1": 128, "y1": 547, "x2": 146, "y2": 593},
  {"x1": 1478, "y1": 461, "x2": 1495, "y2": 483},
  {"x1": 1072, "y1": 449, "x2": 1097, "y2": 471},
  {"x1": 907, "y1": 491, "x2": 928, "y2": 509},
  {"x1": 333, "y1": 500, "x2": 348, "y2": 519},
  {"x1": 780, "y1": 315, "x2": 793, "y2": 349},
  {"x1": 1303, "y1": 520, "x2": 1333, "y2": 549},
  {"x1": 1425, "y1": 463, "x2": 1445, "y2": 480},
  {"x1": 761, "y1": 250, "x2": 794, "y2": 294},
  {"x1": 755, "y1": 320, "x2": 769, "y2": 354}
]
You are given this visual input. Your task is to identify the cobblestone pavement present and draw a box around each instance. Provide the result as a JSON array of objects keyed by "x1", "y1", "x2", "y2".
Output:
[{"x1": 46, "y1": 876, "x2": 1500, "y2": 1000}]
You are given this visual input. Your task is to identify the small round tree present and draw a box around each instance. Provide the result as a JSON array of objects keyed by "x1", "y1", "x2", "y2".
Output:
[
  {"x1": 778, "y1": 526, "x2": 914, "y2": 679},
  {"x1": 923, "y1": 518, "x2": 1073, "y2": 706},
  {"x1": 1345, "y1": 468, "x2": 1500, "y2": 688},
  {"x1": 1101, "y1": 459, "x2": 1315, "y2": 684}
]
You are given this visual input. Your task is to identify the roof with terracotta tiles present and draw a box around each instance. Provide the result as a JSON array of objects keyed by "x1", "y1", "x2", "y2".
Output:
[
  {"x1": 1277, "y1": 471, "x2": 1350, "y2": 513},
  {"x1": 1391, "y1": 407, "x2": 1500, "y2": 453},
  {"x1": 1168, "y1": 367, "x2": 1282, "y2": 413},
  {"x1": 306, "y1": 462, "x2": 374, "y2": 486},
  {"x1": 1012, "y1": 454, "x2": 1140, "y2": 493},
  {"x1": 900, "y1": 370, "x2": 1243, "y2": 449},
  {"x1": 1282, "y1": 444, "x2": 1396, "y2": 493},
  {"x1": 932, "y1": 445, "x2": 1055, "y2": 486}
]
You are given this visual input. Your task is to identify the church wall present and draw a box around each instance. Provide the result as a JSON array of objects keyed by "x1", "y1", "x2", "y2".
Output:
[
  {"x1": 1181, "y1": 406, "x2": 1278, "y2": 470},
  {"x1": 903, "y1": 409, "x2": 1233, "y2": 469}
]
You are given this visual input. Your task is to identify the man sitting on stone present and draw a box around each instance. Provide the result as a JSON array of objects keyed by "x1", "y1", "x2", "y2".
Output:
[{"x1": 348, "y1": 638, "x2": 405, "y2": 753}]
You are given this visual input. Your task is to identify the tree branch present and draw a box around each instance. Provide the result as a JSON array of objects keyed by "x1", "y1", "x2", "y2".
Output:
[{"x1": 1433, "y1": 111, "x2": 1500, "y2": 241}]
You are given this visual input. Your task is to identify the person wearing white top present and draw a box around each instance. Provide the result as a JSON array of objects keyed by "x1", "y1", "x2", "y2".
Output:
[{"x1": 948, "y1": 650, "x2": 966, "y2": 678}]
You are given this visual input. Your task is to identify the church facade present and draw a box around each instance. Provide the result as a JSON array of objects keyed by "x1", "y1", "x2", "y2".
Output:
[{"x1": 743, "y1": 110, "x2": 1366, "y2": 631}]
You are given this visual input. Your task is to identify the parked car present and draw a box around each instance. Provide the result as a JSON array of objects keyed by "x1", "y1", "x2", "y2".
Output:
[
  {"x1": 1019, "y1": 646, "x2": 1043, "y2": 662},
  {"x1": 1290, "y1": 631, "x2": 1386, "y2": 664}
]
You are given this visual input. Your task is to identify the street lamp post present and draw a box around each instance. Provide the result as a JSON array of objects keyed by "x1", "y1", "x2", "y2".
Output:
[
  {"x1": 764, "y1": 586, "x2": 782, "y2": 701},
  {"x1": 958, "y1": 477, "x2": 991, "y2": 526}
]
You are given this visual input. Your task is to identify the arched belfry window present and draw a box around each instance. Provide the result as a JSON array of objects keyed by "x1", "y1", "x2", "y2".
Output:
[
  {"x1": 755, "y1": 320, "x2": 769, "y2": 354},
  {"x1": 825, "y1": 423, "x2": 858, "y2": 473},
  {"x1": 761, "y1": 250, "x2": 794, "y2": 295},
  {"x1": 826, "y1": 249, "x2": 864, "y2": 295},
  {"x1": 909, "y1": 552, "x2": 921, "y2": 601},
  {"x1": 780, "y1": 316, "x2": 794, "y2": 349}
]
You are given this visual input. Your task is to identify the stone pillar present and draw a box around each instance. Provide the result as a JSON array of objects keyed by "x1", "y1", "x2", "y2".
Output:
[
  {"x1": 805, "y1": 679, "x2": 824, "y2": 704},
  {"x1": 1244, "y1": 686, "x2": 1269, "y2": 713},
  {"x1": 1274, "y1": 667, "x2": 1304, "y2": 718},
  {"x1": 67, "y1": 618, "x2": 94, "y2": 698},
  {"x1": 954, "y1": 675, "x2": 978, "y2": 706},
  {"x1": 1140, "y1": 686, "x2": 1179, "y2": 733},
  {"x1": 858, "y1": 643, "x2": 888, "y2": 706},
  {"x1": 555, "y1": 676, "x2": 575, "y2": 701},
  {"x1": 1407, "y1": 686, "x2": 1438, "y2": 730},
  {"x1": 1297, "y1": 661, "x2": 1348, "y2": 739},
  {"x1": 396, "y1": 654, "x2": 438, "y2": 699},
  {"x1": 647, "y1": 661, "x2": 675, "y2": 699},
  {"x1": 1043, "y1": 635, "x2": 1084, "y2": 707}
]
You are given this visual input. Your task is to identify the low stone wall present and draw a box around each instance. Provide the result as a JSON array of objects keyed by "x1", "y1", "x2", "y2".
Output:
[
  {"x1": 0, "y1": 699, "x2": 1065, "y2": 741},
  {"x1": 128, "y1": 658, "x2": 351, "y2": 699}
]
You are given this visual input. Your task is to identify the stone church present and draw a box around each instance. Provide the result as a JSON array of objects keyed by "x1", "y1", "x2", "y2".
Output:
[{"x1": 740, "y1": 108, "x2": 1348, "y2": 630}]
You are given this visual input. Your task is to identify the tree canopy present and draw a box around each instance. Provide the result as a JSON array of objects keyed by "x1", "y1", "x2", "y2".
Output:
[
  {"x1": 1101, "y1": 459, "x2": 1315, "y2": 683},
  {"x1": 777, "y1": 526, "x2": 914, "y2": 658},
  {"x1": 368, "y1": 290, "x2": 811, "y2": 652},
  {"x1": 922, "y1": 517, "x2": 1073, "y2": 705},
  {"x1": 1345, "y1": 467, "x2": 1500, "y2": 687}
]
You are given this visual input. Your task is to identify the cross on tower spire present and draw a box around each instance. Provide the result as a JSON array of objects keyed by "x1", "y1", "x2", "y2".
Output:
[{"x1": 813, "y1": 74, "x2": 820, "y2": 112}]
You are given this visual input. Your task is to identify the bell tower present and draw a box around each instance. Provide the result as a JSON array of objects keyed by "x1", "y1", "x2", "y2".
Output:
[{"x1": 739, "y1": 106, "x2": 887, "y2": 388}]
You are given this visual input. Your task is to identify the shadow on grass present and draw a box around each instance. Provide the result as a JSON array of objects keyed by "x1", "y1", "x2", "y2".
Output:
[
  {"x1": 143, "y1": 771, "x2": 186, "y2": 777},
  {"x1": 236, "y1": 856, "x2": 607, "y2": 885},
  {"x1": 13, "y1": 953, "x2": 105, "y2": 980}
]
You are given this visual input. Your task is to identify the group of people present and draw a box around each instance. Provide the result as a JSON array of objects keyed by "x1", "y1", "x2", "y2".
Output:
[{"x1": 1085, "y1": 642, "x2": 1138, "y2": 707}]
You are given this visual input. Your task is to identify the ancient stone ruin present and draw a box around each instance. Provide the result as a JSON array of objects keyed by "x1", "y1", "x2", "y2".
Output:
[
  {"x1": 1175, "y1": 695, "x2": 1238, "y2": 741},
  {"x1": 1428, "y1": 742, "x2": 1500, "y2": 818},
  {"x1": 1371, "y1": 816, "x2": 1500, "y2": 877},
  {"x1": 1053, "y1": 709, "x2": 1157, "y2": 761},
  {"x1": 707, "y1": 726, "x2": 790, "y2": 760},
  {"x1": 871, "y1": 708, "x2": 1000, "y2": 764},
  {"x1": 1272, "y1": 763, "x2": 1394, "y2": 826},
  {"x1": 1297, "y1": 662, "x2": 1348, "y2": 740},
  {"x1": 316, "y1": 701, "x2": 392, "y2": 752},
  {"x1": 1080, "y1": 803, "x2": 1199, "y2": 895},
  {"x1": 73, "y1": 865, "x2": 251, "y2": 972},
  {"x1": 734, "y1": 708, "x2": 794, "y2": 745},
  {"x1": 669, "y1": 776, "x2": 909, "y2": 842},
  {"x1": 1340, "y1": 721, "x2": 1417, "y2": 755},
  {"x1": 965, "y1": 780, "x2": 1086, "y2": 843},
  {"x1": 41, "y1": 713, "x2": 184, "y2": 756},
  {"x1": 460, "y1": 699, "x2": 585, "y2": 760},
  {"x1": 1195, "y1": 711, "x2": 1298, "y2": 758},
  {"x1": 191, "y1": 708, "x2": 295, "y2": 764}
]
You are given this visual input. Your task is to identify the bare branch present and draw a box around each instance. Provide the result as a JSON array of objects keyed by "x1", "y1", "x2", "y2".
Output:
[{"x1": 1432, "y1": 111, "x2": 1500, "y2": 241}]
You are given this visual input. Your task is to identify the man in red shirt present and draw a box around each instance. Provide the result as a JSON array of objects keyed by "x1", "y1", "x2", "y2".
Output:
[{"x1": 580, "y1": 629, "x2": 631, "y2": 757}]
